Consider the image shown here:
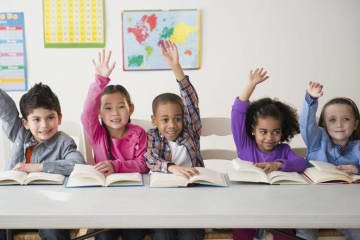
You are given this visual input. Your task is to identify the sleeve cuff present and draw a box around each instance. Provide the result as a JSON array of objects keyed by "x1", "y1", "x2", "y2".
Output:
[
  {"x1": 305, "y1": 92, "x2": 317, "y2": 105},
  {"x1": 42, "y1": 162, "x2": 56, "y2": 173},
  {"x1": 95, "y1": 74, "x2": 111, "y2": 88},
  {"x1": 232, "y1": 97, "x2": 250, "y2": 113}
]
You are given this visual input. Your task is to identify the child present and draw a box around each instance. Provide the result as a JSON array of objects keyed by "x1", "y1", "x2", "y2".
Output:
[
  {"x1": 144, "y1": 40, "x2": 204, "y2": 240},
  {"x1": 81, "y1": 49, "x2": 148, "y2": 240},
  {"x1": 297, "y1": 82, "x2": 360, "y2": 240},
  {"x1": 231, "y1": 68, "x2": 307, "y2": 240},
  {"x1": 0, "y1": 83, "x2": 85, "y2": 240}
]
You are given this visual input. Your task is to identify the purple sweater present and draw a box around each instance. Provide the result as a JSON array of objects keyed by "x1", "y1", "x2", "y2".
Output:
[{"x1": 231, "y1": 98, "x2": 307, "y2": 172}]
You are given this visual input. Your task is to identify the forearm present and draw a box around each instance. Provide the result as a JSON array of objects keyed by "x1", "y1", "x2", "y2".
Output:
[
  {"x1": 277, "y1": 157, "x2": 307, "y2": 172},
  {"x1": 231, "y1": 98, "x2": 251, "y2": 154},
  {"x1": 171, "y1": 63, "x2": 185, "y2": 81},
  {"x1": 239, "y1": 82, "x2": 256, "y2": 102},
  {"x1": 111, "y1": 158, "x2": 149, "y2": 174}
]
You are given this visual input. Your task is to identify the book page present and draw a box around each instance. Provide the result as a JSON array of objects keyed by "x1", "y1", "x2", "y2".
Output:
[
  {"x1": 230, "y1": 158, "x2": 268, "y2": 182},
  {"x1": 190, "y1": 167, "x2": 228, "y2": 186},
  {"x1": 24, "y1": 172, "x2": 65, "y2": 185},
  {"x1": 268, "y1": 171, "x2": 308, "y2": 185},
  {"x1": 309, "y1": 160, "x2": 349, "y2": 176},
  {"x1": 228, "y1": 169, "x2": 269, "y2": 183},
  {"x1": 304, "y1": 167, "x2": 351, "y2": 183},
  {"x1": 149, "y1": 172, "x2": 188, "y2": 187},
  {"x1": 350, "y1": 174, "x2": 360, "y2": 183},
  {"x1": 203, "y1": 159, "x2": 233, "y2": 174},
  {"x1": 0, "y1": 170, "x2": 27, "y2": 185},
  {"x1": 105, "y1": 173, "x2": 143, "y2": 187},
  {"x1": 66, "y1": 164, "x2": 105, "y2": 187}
]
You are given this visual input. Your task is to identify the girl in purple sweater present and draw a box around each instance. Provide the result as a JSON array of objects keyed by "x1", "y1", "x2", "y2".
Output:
[{"x1": 231, "y1": 68, "x2": 307, "y2": 240}]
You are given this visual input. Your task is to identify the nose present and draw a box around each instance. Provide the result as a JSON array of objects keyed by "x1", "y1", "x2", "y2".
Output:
[
  {"x1": 112, "y1": 108, "x2": 120, "y2": 115},
  {"x1": 169, "y1": 119, "x2": 176, "y2": 128},
  {"x1": 337, "y1": 120, "x2": 343, "y2": 128},
  {"x1": 40, "y1": 119, "x2": 48, "y2": 128}
]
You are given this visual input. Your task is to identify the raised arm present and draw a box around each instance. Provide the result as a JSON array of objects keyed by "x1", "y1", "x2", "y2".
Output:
[
  {"x1": 299, "y1": 82, "x2": 324, "y2": 153},
  {"x1": 81, "y1": 50, "x2": 116, "y2": 145}
]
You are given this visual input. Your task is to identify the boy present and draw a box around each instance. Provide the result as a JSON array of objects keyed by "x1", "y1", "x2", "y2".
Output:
[
  {"x1": 144, "y1": 40, "x2": 204, "y2": 240},
  {"x1": 0, "y1": 83, "x2": 85, "y2": 240}
]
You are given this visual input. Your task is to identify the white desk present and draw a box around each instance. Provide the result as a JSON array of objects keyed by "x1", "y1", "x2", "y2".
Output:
[{"x1": 0, "y1": 182, "x2": 360, "y2": 229}]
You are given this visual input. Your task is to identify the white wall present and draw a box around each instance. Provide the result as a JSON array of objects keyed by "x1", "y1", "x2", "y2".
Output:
[{"x1": 2, "y1": 0, "x2": 360, "y2": 154}]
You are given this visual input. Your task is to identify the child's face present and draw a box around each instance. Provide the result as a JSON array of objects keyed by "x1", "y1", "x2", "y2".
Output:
[
  {"x1": 323, "y1": 103, "x2": 359, "y2": 147},
  {"x1": 252, "y1": 116, "x2": 282, "y2": 153},
  {"x1": 22, "y1": 107, "x2": 62, "y2": 142},
  {"x1": 151, "y1": 102, "x2": 183, "y2": 141},
  {"x1": 99, "y1": 92, "x2": 134, "y2": 133}
]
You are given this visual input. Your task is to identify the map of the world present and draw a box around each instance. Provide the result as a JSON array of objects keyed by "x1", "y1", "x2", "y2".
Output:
[{"x1": 122, "y1": 9, "x2": 200, "y2": 70}]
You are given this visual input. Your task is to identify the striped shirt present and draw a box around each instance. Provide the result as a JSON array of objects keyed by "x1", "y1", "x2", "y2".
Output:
[{"x1": 144, "y1": 76, "x2": 204, "y2": 172}]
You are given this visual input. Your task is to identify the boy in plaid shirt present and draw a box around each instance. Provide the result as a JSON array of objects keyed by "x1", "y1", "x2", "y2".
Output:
[{"x1": 144, "y1": 40, "x2": 204, "y2": 240}]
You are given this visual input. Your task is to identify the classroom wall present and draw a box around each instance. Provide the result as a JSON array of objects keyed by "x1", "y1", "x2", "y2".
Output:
[{"x1": 2, "y1": 0, "x2": 360, "y2": 164}]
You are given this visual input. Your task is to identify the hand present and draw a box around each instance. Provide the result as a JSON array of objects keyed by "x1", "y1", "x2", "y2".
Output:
[
  {"x1": 168, "y1": 165, "x2": 199, "y2": 179},
  {"x1": 336, "y1": 165, "x2": 358, "y2": 175},
  {"x1": 160, "y1": 40, "x2": 179, "y2": 67},
  {"x1": 307, "y1": 81, "x2": 323, "y2": 98},
  {"x1": 92, "y1": 49, "x2": 116, "y2": 78},
  {"x1": 255, "y1": 161, "x2": 282, "y2": 174},
  {"x1": 13, "y1": 163, "x2": 43, "y2": 173},
  {"x1": 249, "y1": 67, "x2": 269, "y2": 86},
  {"x1": 94, "y1": 161, "x2": 115, "y2": 176}
]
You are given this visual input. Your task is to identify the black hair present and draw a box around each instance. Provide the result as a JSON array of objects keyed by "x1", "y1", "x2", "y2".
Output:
[
  {"x1": 99, "y1": 85, "x2": 133, "y2": 160},
  {"x1": 245, "y1": 97, "x2": 300, "y2": 143},
  {"x1": 19, "y1": 82, "x2": 61, "y2": 120},
  {"x1": 152, "y1": 93, "x2": 184, "y2": 116},
  {"x1": 319, "y1": 97, "x2": 360, "y2": 141}
]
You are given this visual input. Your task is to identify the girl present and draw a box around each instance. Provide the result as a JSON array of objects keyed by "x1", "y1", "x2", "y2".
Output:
[
  {"x1": 231, "y1": 68, "x2": 307, "y2": 240},
  {"x1": 81, "y1": 49, "x2": 148, "y2": 240},
  {"x1": 297, "y1": 82, "x2": 360, "y2": 240}
]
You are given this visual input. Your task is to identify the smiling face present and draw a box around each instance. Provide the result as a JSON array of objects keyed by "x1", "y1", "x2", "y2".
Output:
[
  {"x1": 99, "y1": 92, "x2": 134, "y2": 134},
  {"x1": 22, "y1": 107, "x2": 62, "y2": 142},
  {"x1": 151, "y1": 102, "x2": 183, "y2": 141},
  {"x1": 323, "y1": 103, "x2": 359, "y2": 147},
  {"x1": 252, "y1": 116, "x2": 282, "y2": 153}
]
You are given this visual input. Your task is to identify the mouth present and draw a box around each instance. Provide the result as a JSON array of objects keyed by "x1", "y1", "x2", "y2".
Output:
[
  {"x1": 39, "y1": 129, "x2": 52, "y2": 135},
  {"x1": 110, "y1": 119, "x2": 121, "y2": 123}
]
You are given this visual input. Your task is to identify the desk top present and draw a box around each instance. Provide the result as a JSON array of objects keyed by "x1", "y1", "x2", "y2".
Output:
[{"x1": 1, "y1": 182, "x2": 359, "y2": 229}]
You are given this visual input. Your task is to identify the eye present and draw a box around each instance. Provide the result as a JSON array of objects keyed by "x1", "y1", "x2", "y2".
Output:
[
  {"x1": 344, "y1": 117, "x2": 350, "y2": 121},
  {"x1": 273, "y1": 130, "x2": 281, "y2": 135},
  {"x1": 48, "y1": 116, "x2": 55, "y2": 120},
  {"x1": 104, "y1": 107, "x2": 111, "y2": 110},
  {"x1": 162, "y1": 119, "x2": 169, "y2": 123},
  {"x1": 259, "y1": 130, "x2": 267, "y2": 135},
  {"x1": 33, "y1": 118, "x2": 40, "y2": 122},
  {"x1": 328, "y1": 118, "x2": 336, "y2": 123},
  {"x1": 175, "y1": 117, "x2": 182, "y2": 122}
]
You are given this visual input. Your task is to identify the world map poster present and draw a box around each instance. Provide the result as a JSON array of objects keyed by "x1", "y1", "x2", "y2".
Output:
[{"x1": 122, "y1": 9, "x2": 200, "y2": 71}]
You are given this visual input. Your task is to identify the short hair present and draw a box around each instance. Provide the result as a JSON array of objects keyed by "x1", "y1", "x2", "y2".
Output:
[
  {"x1": 19, "y1": 83, "x2": 61, "y2": 120},
  {"x1": 245, "y1": 97, "x2": 300, "y2": 143},
  {"x1": 152, "y1": 93, "x2": 184, "y2": 116},
  {"x1": 99, "y1": 84, "x2": 133, "y2": 160},
  {"x1": 319, "y1": 97, "x2": 360, "y2": 140}
]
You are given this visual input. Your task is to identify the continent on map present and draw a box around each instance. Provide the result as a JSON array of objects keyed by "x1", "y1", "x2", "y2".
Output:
[
  {"x1": 128, "y1": 55, "x2": 144, "y2": 67},
  {"x1": 127, "y1": 14, "x2": 158, "y2": 44},
  {"x1": 170, "y1": 22, "x2": 197, "y2": 44}
]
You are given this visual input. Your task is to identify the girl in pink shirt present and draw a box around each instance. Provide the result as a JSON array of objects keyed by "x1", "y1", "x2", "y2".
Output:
[
  {"x1": 81, "y1": 49, "x2": 149, "y2": 176},
  {"x1": 81, "y1": 50, "x2": 148, "y2": 240}
]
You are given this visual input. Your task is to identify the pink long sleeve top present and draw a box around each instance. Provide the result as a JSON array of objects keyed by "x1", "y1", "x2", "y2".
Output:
[{"x1": 81, "y1": 74, "x2": 149, "y2": 174}]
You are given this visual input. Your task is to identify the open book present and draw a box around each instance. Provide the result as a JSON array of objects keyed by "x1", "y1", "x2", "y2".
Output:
[
  {"x1": 304, "y1": 160, "x2": 360, "y2": 184},
  {"x1": 228, "y1": 158, "x2": 308, "y2": 184},
  {"x1": 149, "y1": 167, "x2": 228, "y2": 187},
  {"x1": 0, "y1": 170, "x2": 65, "y2": 185},
  {"x1": 66, "y1": 164, "x2": 143, "y2": 187}
]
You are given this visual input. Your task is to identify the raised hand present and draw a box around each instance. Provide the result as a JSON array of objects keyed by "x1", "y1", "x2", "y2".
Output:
[
  {"x1": 92, "y1": 49, "x2": 116, "y2": 78},
  {"x1": 249, "y1": 67, "x2": 269, "y2": 86},
  {"x1": 307, "y1": 81, "x2": 323, "y2": 98},
  {"x1": 168, "y1": 165, "x2": 199, "y2": 179},
  {"x1": 160, "y1": 40, "x2": 179, "y2": 67}
]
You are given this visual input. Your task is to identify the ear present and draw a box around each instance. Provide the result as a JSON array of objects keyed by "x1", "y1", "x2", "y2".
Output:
[
  {"x1": 151, "y1": 115, "x2": 157, "y2": 127},
  {"x1": 129, "y1": 104, "x2": 135, "y2": 116},
  {"x1": 22, "y1": 118, "x2": 30, "y2": 130},
  {"x1": 58, "y1": 114, "x2": 62, "y2": 125},
  {"x1": 354, "y1": 119, "x2": 359, "y2": 130}
]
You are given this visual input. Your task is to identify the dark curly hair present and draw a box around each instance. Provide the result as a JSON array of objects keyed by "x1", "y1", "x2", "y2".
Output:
[
  {"x1": 245, "y1": 97, "x2": 300, "y2": 142},
  {"x1": 20, "y1": 82, "x2": 61, "y2": 120},
  {"x1": 319, "y1": 97, "x2": 360, "y2": 141},
  {"x1": 152, "y1": 93, "x2": 184, "y2": 116}
]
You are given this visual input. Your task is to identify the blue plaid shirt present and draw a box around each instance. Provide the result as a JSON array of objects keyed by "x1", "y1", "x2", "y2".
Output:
[{"x1": 144, "y1": 76, "x2": 204, "y2": 172}]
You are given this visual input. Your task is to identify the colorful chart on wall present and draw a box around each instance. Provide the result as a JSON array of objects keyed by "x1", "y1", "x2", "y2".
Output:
[
  {"x1": 0, "y1": 12, "x2": 28, "y2": 91},
  {"x1": 43, "y1": 0, "x2": 105, "y2": 48},
  {"x1": 122, "y1": 9, "x2": 200, "y2": 71}
]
